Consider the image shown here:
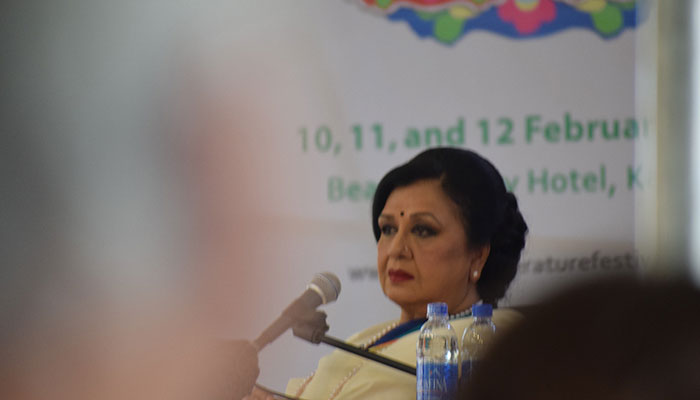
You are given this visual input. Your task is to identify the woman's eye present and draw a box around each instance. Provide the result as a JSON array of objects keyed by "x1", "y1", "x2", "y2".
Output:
[
  {"x1": 380, "y1": 224, "x2": 397, "y2": 236},
  {"x1": 412, "y1": 225, "x2": 437, "y2": 238}
]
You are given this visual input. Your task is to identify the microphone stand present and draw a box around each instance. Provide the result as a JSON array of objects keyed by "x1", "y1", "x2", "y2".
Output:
[
  {"x1": 320, "y1": 335, "x2": 416, "y2": 375},
  {"x1": 292, "y1": 312, "x2": 416, "y2": 376}
]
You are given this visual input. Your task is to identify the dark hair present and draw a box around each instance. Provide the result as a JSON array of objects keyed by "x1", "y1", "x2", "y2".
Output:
[
  {"x1": 371, "y1": 147, "x2": 528, "y2": 304},
  {"x1": 462, "y1": 277, "x2": 700, "y2": 400}
]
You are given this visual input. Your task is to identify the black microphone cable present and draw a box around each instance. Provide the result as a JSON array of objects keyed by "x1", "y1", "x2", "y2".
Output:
[{"x1": 253, "y1": 383, "x2": 308, "y2": 400}]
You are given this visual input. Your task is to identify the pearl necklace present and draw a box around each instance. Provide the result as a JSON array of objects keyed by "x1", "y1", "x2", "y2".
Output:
[
  {"x1": 449, "y1": 308, "x2": 473, "y2": 321},
  {"x1": 361, "y1": 309, "x2": 473, "y2": 350},
  {"x1": 360, "y1": 321, "x2": 399, "y2": 350}
]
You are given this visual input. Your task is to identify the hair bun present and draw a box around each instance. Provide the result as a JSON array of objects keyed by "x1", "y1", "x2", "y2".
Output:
[
  {"x1": 478, "y1": 192, "x2": 528, "y2": 304},
  {"x1": 492, "y1": 192, "x2": 527, "y2": 256}
]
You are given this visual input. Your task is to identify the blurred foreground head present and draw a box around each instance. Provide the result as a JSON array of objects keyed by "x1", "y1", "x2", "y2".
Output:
[
  {"x1": 464, "y1": 277, "x2": 700, "y2": 400},
  {"x1": 1, "y1": 1, "x2": 263, "y2": 399}
]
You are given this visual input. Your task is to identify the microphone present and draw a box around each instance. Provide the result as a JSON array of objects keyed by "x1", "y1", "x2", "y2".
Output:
[
  {"x1": 293, "y1": 317, "x2": 417, "y2": 375},
  {"x1": 253, "y1": 272, "x2": 341, "y2": 351}
]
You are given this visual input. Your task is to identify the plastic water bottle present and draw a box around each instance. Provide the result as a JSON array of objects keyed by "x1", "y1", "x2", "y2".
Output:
[
  {"x1": 460, "y1": 304, "x2": 496, "y2": 384},
  {"x1": 416, "y1": 302, "x2": 459, "y2": 400}
]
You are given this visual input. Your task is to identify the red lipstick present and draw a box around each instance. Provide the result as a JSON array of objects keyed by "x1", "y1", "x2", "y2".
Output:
[{"x1": 388, "y1": 269, "x2": 414, "y2": 283}]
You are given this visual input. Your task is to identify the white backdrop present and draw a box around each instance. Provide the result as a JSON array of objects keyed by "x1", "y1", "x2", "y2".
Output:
[{"x1": 201, "y1": 0, "x2": 643, "y2": 390}]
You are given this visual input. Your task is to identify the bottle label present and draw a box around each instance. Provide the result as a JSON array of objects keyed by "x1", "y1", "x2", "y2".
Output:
[{"x1": 416, "y1": 361, "x2": 458, "y2": 400}]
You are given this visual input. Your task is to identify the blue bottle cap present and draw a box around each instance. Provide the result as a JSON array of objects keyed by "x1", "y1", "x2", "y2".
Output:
[
  {"x1": 427, "y1": 302, "x2": 448, "y2": 317},
  {"x1": 472, "y1": 303, "x2": 493, "y2": 317}
]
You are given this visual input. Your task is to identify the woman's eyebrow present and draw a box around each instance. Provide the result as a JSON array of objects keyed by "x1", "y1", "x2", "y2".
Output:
[
  {"x1": 378, "y1": 213, "x2": 395, "y2": 221},
  {"x1": 410, "y1": 212, "x2": 443, "y2": 227}
]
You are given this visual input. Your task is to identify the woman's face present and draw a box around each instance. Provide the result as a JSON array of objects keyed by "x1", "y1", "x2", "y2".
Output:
[{"x1": 377, "y1": 179, "x2": 485, "y2": 320}]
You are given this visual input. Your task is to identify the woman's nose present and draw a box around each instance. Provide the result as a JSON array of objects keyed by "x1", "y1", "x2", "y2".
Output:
[{"x1": 387, "y1": 230, "x2": 411, "y2": 258}]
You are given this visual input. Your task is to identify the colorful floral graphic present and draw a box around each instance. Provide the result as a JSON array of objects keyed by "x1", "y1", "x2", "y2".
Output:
[
  {"x1": 359, "y1": 0, "x2": 638, "y2": 44},
  {"x1": 498, "y1": 0, "x2": 556, "y2": 34}
]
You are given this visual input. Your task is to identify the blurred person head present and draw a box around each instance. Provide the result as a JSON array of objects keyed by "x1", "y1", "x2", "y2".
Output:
[
  {"x1": 1, "y1": 1, "x2": 263, "y2": 399},
  {"x1": 462, "y1": 276, "x2": 700, "y2": 400},
  {"x1": 372, "y1": 148, "x2": 528, "y2": 321}
]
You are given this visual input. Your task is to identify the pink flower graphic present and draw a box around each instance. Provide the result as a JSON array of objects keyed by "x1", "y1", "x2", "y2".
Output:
[{"x1": 498, "y1": 0, "x2": 557, "y2": 35}]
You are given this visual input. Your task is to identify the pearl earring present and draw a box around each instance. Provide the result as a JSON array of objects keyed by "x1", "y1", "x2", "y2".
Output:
[{"x1": 472, "y1": 270, "x2": 479, "y2": 279}]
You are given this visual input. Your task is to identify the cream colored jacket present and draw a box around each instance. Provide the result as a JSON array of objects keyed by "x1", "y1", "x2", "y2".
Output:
[{"x1": 285, "y1": 309, "x2": 522, "y2": 400}]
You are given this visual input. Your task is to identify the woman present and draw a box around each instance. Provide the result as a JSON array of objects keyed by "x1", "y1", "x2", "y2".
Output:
[{"x1": 281, "y1": 147, "x2": 528, "y2": 399}]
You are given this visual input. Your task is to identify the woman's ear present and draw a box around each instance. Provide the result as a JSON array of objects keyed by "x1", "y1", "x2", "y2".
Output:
[{"x1": 470, "y1": 244, "x2": 490, "y2": 279}]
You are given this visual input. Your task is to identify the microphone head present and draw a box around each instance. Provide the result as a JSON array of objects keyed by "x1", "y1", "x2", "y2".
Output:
[{"x1": 309, "y1": 272, "x2": 341, "y2": 305}]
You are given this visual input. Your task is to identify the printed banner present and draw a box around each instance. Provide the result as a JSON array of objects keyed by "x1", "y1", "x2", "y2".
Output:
[{"x1": 211, "y1": 0, "x2": 644, "y2": 389}]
